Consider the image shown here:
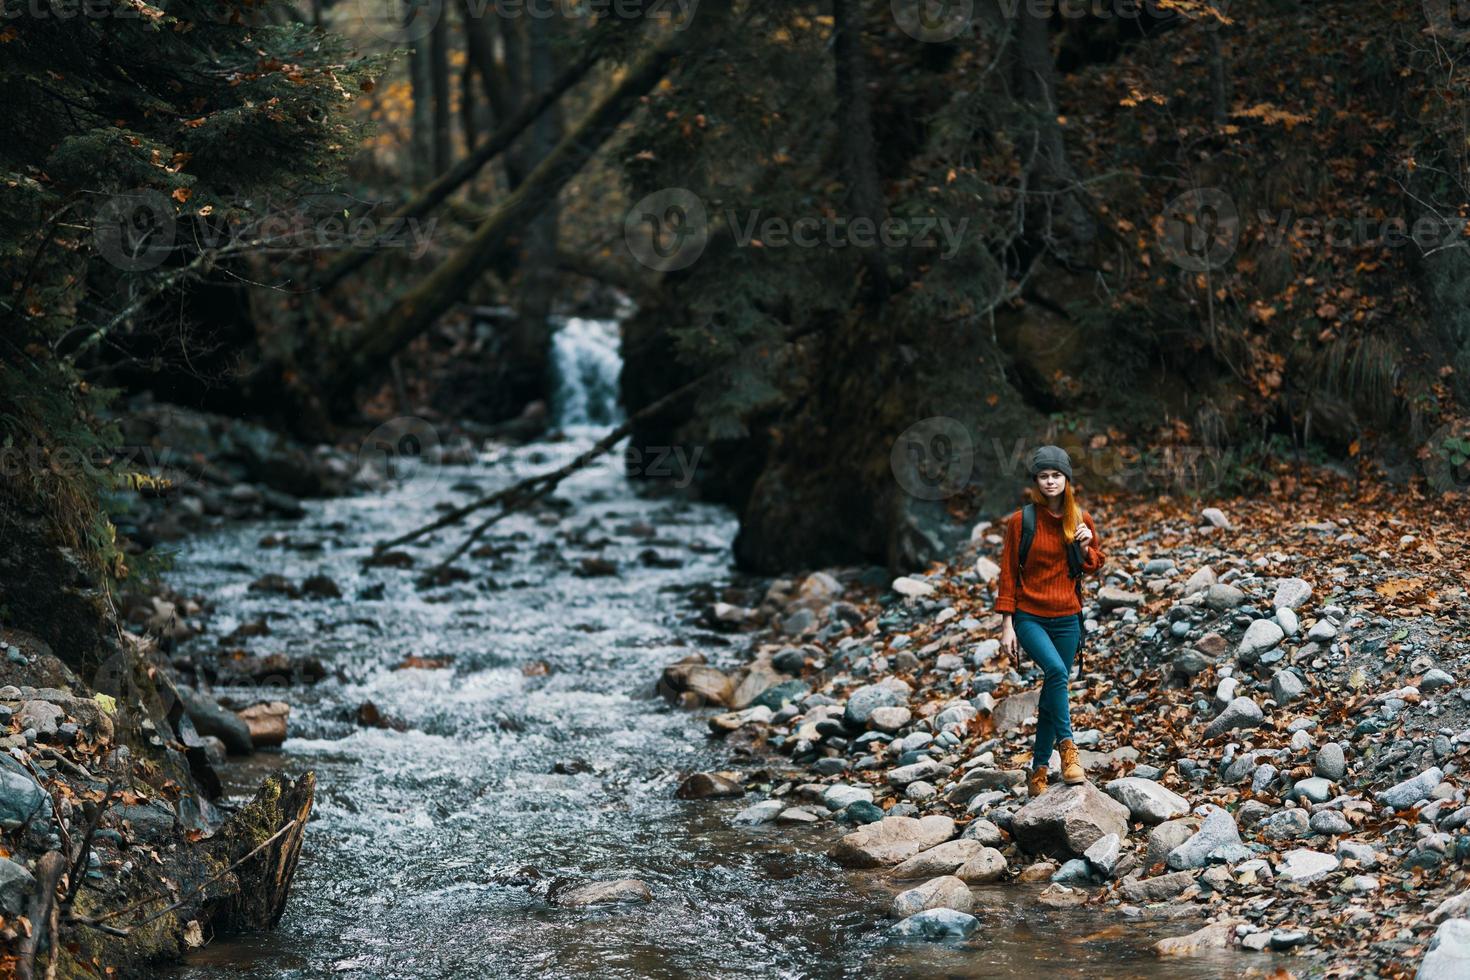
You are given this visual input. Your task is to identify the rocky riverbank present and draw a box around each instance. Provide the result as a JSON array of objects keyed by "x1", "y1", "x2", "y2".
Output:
[
  {"x1": 0, "y1": 397, "x2": 474, "y2": 978},
  {"x1": 661, "y1": 475, "x2": 1470, "y2": 976}
]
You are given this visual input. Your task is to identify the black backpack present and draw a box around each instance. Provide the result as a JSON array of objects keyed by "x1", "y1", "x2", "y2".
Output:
[{"x1": 1016, "y1": 503, "x2": 1090, "y2": 674}]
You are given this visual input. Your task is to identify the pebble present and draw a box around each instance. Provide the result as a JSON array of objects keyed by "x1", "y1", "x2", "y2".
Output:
[
  {"x1": 1203, "y1": 697, "x2": 1264, "y2": 739},
  {"x1": 1315, "y1": 743, "x2": 1347, "y2": 780}
]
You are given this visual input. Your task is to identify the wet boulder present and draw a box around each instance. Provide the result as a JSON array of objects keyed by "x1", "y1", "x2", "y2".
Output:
[
  {"x1": 828, "y1": 815, "x2": 956, "y2": 868},
  {"x1": 891, "y1": 875, "x2": 973, "y2": 917},
  {"x1": 178, "y1": 687, "x2": 254, "y2": 754},
  {"x1": 1011, "y1": 783, "x2": 1130, "y2": 859},
  {"x1": 550, "y1": 879, "x2": 654, "y2": 908}
]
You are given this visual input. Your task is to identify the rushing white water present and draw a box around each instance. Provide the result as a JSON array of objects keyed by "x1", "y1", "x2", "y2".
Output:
[{"x1": 550, "y1": 316, "x2": 624, "y2": 429}]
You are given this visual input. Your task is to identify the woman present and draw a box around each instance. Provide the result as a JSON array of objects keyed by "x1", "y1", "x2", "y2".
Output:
[{"x1": 994, "y1": 445, "x2": 1105, "y2": 798}]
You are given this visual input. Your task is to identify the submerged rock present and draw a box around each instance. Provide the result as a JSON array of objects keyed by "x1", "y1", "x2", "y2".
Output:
[
  {"x1": 888, "y1": 907, "x2": 978, "y2": 939},
  {"x1": 550, "y1": 879, "x2": 655, "y2": 908}
]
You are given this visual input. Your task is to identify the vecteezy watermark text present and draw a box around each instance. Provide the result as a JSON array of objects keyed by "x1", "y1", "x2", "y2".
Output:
[{"x1": 623, "y1": 187, "x2": 970, "y2": 272}]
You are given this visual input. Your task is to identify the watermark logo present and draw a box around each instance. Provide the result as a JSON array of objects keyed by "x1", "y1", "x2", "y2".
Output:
[
  {"x1": 893, "y1": 0, "x2": 973, "y2": 41},
  {"x1": 624, "y1": 187, "x2": 709, "y2": 272},
  {"x1": 1159, "y1": 187, "x2": 1239, "y2": 272},
  {"x1": 349, "y1": 0, "x2": 445, "y2": 43},
  {"x1": 93, "y1": 190, "x2": 176, "y2": 272},
  {"x1": 890, "y1": 417, "x2": 975, "y2": 500},
  {"x1": 357, "y1": 417, "x2": 444, "y2": 496}
]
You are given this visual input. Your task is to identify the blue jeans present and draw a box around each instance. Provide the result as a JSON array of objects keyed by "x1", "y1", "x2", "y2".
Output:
[{"x1": 1014, "y1": 611, "x2": 1080, "y2": 770}]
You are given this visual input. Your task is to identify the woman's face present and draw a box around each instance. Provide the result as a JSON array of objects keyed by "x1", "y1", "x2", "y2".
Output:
[{"x1": 1035, "y1": 468, "x2": 1067, "y2": 498}]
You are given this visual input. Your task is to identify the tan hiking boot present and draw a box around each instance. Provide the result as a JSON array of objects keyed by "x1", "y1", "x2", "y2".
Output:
[
  {"x1": 1058, "y1": 739, "x2": 1085, "y2": 785},
  {"x1": 1027, "y1": 766, "x2": 1048, "y2": 798}
]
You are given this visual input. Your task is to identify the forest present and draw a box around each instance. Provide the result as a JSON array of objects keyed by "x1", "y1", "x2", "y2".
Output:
[{"x1": 2, "y1": 0, "x2": 1470, "y2": 976}]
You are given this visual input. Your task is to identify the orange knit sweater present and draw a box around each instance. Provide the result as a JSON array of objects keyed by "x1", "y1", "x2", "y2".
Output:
[{"x1": 994, "y1": 505, "x2": 1104, "y2": 616}]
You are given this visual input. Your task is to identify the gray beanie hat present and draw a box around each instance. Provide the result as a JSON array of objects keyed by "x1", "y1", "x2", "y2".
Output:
[{"x1": 1028, "y1": 444, "x2": 1073, "y2": 481}]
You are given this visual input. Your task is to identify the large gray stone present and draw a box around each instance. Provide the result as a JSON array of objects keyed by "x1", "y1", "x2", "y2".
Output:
[
  {"x1": 844, "y1": 683, "x2": 907, "y2": 729},
  {"x1": 0, "y1": 767, "x2": 51, "y2": 831},
  {"x1": 955, "y1": 847, "x2": 1007, "y2": 884},
  {"x1": 1259, "y1": 808, "x2": 1311, "y2": 841},
  {"x1": 1238, "y1": 620, "x2": 1284, "y2": 660},
  {"x1": 1146, "y1": 819, "x2": 1197, "y2": 869},
  {"x1": 1167, "y1": 806, "x2": 1249, "y2": 869},
  {"x1": 1271, "y1": 669, "x2": 1306, "y2": 703},
  {"x1": 1273, "y1": 578, "x2": 1313, "y2": 610},
  {"x1": 1012, "y1": 782, "x2": 1130, "y2": 859},
  {"x1": 891, "y1": 875, "x2": 973, "y2": 917},
  {"x1": 1378, "y1": 768, "x2": 1443, "y2": 810},
  {"x1": 1276, "y1": 848, "x2": 1339, "y2": 883},
  {"x1": 1203, "y1": 697, "x2": 1264, "y2": 739},
  {"x1": 1104, "y1": 777, "x2": 1190, "y2": 824},
  {"x1": 828, "y1": 815, "x2": 956, "y2": 868},
  {"x1": 889, "y1": 839, "x2": 987, "y2": 879},
  {"x1": 0, "y1": 857, "x2": 34, "y2": 915},
  {"x1": 888, "y1": 907, "x2": 979, "y2": 939},
  {"x1": 1316, "y1": 742, "x2": 1347, "y2": 781},
  {"x1": 1203, "y1": 583, "x2": 1245, "y2": 610},
  {"x1": 991, "y1": 689, "x2": 1041, "y2": 732},
  {"x1": 1419, "y1": 918, "x2": 1470, "y2": 980}
]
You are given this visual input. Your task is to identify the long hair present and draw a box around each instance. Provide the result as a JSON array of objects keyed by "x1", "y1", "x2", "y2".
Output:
[{"x1": 1024, "y1": 480, "x2": 1082, "y2": 541}]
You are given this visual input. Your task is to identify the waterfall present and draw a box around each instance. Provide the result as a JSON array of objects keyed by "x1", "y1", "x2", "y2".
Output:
[{"x1": 549, "y1": 316, "x2": 624, "y2": 430}]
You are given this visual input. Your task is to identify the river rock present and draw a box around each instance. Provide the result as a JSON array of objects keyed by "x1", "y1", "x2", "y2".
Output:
[
  {"x1": 844, "y1": 683, "x2": 908, "y2": 729},
  {"x1": 1167, "y1": 806, "x2": 1249, "y2": 869},
  {"x1": 550, "y1": 878, "x2": 654, "y2": 908},
  {"x1": 1237, "y1": 620, "x2": 1284, "y2": 660},
  {"x1": 238, "y1": 700, "x2": 289, "y2": 747},
  {"x1": 823, "y1": 785, "x2": 874, "y2": 810},
  {"x1": 1154, "y1": 918, "x2": 1246, "y2": 956},
  {"x1": 1276, "y1": 848, "x2": 1339, "y2": 883},
  {"x1": 1291, "y1": 776, "x2": 1333, "y2": 805},
  {"x1": 1337, "y1": 840, "x2": 1381, "y2": 869},
  {"x1": 992, "y1": 689, "x2": 1041, "y2": 732},
  {"x1": 178, "y1": 687, "x2": 254, "y2": 755},
  {"x1": 1378, "y1": 767, "x2": 1443, "y2": 810},
  {"x1": 0, "y1": 856, "x2": 35, "y2": 915},
  {"x1": 1203, "y1": 697, "x2": 1264, "y2": 739},
  {"x1": 676, "y1": 772, "x2": 743, "y2": 800},
  {"x1": 1420, "y1": 918, "x2": 1470, "y2": 979},
  {"x1": 1097, "y1": 586, "x2": 1144, "y2": 610},
  {"x1": 1273, "y1": 577, "x2": 1313, "y2": 610},
  {"x1": 888, "y1": 759, "x2": 952, "y2": 787},
  {"x1": 892, "y1": 576, "x2": 935, "y2": 598},
  {"x1": 888, "y1": 907, "x2": 978, "y2": 939},
  {"x1": 0, "y1": 765, "x2": 52, "y2": 830},
  {"x1": 1259, "y1": 808, "x2": 1311, "y2": 841},
  {"x1": 1310, "y1": 810, "x2": 1352, "y2": 836},
  {"x1": 828, "y1": 815, "x2": 956, "y2": 868},
  {"x1": 732, "y1": 800, "x2": 784, "y2": 825},
  {"x1": 1271, "y1": 669, "x2": 1306, "y2": 703},
  {"x1": 1316, "y1": 742, "x2": 1346, "y2": 780},
  {"x1": 961, "y1": 818, "x2": 1004, "y2": 846},
  {"x1": 1204, "y1": 583, "x2": 1246, "y2": 610},
  {"x1": 1121, "y1": 870, "x2": 1195, "y2": 902},
  {"x1": 17, "y1": 700, "x2": 62, "y2": 736},
  {"x1": 955, "y1": 847, "x2": 1007, "y2": 884},
  {"x1": 1104, "y1": 777, "x2": 1190, "y2": 824},
  {"x1": 892, "y1": 875, "x2": 973, "y2": 917},
  {"x1": 890, "y1": 839, "x2": 986, "y2": 879},
  {"x1": 729, "y1": 664, "x2": 783, "y2": 709},
  {"x1": 868, "y1": 706, "x2": 911, "y2": 733},
  {"x1": 1011, "y1": 782, "x2": 1130, "y2": 859},
  {"x1": 1147, "y1": 819, "x2": 1197, "y2": 868},
  {"x1": 1084, "y1": 833, "x2": 1123, "y2": 877},
  {"x1": 750, "y1": 680, "x2": 806, "y2": 712}
]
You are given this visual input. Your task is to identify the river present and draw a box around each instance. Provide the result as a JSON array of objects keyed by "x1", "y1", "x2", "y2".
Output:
[{"x1": 161, "y1": 318, "x2": 1252, "y2": 979}]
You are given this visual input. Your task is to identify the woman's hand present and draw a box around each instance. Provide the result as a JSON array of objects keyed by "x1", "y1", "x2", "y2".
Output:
[
  {"x1": 1074, "y1": 524, "x2": 1094, "y2": 547},
  {"x1": 1000, "y1": 619, "x2": 1018, "y2": 669}
]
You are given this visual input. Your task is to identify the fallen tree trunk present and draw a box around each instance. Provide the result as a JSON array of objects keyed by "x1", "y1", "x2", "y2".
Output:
[{"x1": 323, "y1": 2, "x2": 732, "y2": 408}]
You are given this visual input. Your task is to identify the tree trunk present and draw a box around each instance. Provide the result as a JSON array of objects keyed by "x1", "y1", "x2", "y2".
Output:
[
  {"x1": 832, "y1": 0, "x2": 889, "y2": 301},
  {"x1": 408, "y1": 33, "x2": 434, "y2": 185},
  {"x1": 1014, "y1": 2, "x2": 1095, "y2": 249},
  {"x1": 429, "y1": 16, "x2": 453, "y2": 175},
  {"x1": 323, "y1": 8, "x2": 730, "y2": 407}
]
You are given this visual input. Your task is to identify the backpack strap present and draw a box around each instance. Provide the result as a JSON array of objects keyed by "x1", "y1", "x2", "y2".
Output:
[{"x1": 1017, "y1": 503, "x2": 1036, "y2": 587}]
